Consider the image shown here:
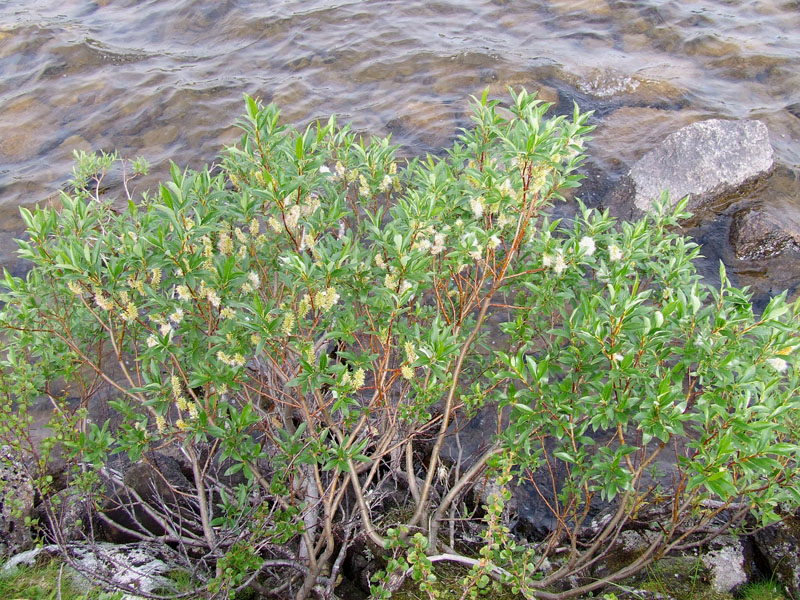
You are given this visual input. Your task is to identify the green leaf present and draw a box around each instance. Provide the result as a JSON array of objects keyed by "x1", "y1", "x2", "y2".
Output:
[{"x1": 553, "y1": 451, "x2": 576, "y2": 464}]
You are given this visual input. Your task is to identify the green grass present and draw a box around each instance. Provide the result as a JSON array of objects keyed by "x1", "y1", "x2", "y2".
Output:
[
  {"x1": 738, "y1": 580, "x2": 786, "y2": 600},
  {"x1": 0, "y1": 557, "x2": 121, "y2": 600}
]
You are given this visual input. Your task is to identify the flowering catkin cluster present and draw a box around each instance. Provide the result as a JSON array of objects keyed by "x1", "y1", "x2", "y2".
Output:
[
  {"x1": 411, "y1": 228, "x2": 447, "y2": 257},
  {"x1": 315, "y1": 287, "x2": 340, "y2": 312},
  {"x1": 401, "y1": 341, "x2": 418, "y2": 380},
  {"x1": 198, "y1": 280, "x2": 221, "y2": 308},
  {"x1": 540, "y1": 236, "x2": 629, "y2": 276},
  {"x1": 171, "y1": 374, "x2": 199, "y2": 429},
  {"x1": 217, "y1": 350, "x2": 246, "y2": 369},
  {"x1": 340, "y1": 367, "x2": 366, "y2": 390}
]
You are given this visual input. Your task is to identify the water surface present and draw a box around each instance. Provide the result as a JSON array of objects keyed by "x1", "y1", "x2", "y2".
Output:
[{"x1": 1, "y1": 0, "x2": 799, "y2": 302}]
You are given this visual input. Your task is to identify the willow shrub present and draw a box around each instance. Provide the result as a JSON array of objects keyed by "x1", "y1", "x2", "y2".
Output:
[{"x1": 1, "y1": 90, "x2": 799, "y2": 600}]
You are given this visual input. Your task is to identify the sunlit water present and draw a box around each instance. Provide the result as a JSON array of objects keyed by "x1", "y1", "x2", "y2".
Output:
[{"x1": 1, "y1": 0, "x2": 799, "y2": 305}]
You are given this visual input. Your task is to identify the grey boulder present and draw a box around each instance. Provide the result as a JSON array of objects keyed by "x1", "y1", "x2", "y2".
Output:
[{"x1": 613, "y1": 119, "x2": 773, "y2": 218}]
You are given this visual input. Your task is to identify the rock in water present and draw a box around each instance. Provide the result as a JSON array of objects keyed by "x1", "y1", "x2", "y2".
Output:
[
  {"x1": 613, "y1": 119, "x2": 774, "y2": 218},
  {"x1": 730, "y1": 203, "x2": 800, "y2": 259}
]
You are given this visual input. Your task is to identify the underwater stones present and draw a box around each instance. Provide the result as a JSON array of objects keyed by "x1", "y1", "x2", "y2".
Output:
[
  {"x1": 56, "y1": 134, "x2": 92, "y2": 157},
  {"x1": 547, "y1": 0, "x2": 611, "y2": 18},
  {"x1": 141, "y1": 123, "x2": 179, "y2": 147},
  {"x1": 386, "y1": 100, "x2": 456, "y2": 151},
  {"x1": 613, "y1": 119, "x2": 774, "y2": 219},
  {"x1": 573, "y1": 67, "x2": 641, "y2": 99},
  {"x1": 432, "y1": 72, "x2": 485, "y2": 96},
  {"x1": 0, "y1": 131, "x2": 44, "y2": 162},
  {"x1": 480, "y1": 71, "x2": 559, "y2": 106},
  {"x1": 2, "y1": 94, "x2": 38, "y2": 118},
  {"x1": 0, "y1": 96, "x2": 55, "y2": 162},
  {"x1": 682, "y1": 34, "x2": 740, "y2": 58},
  {"x1": 558, "y1": 65, "x2": 688, "y2": 105},
  {"x1": 709, "y1": 53, "x2": 792, "y2": 82}
]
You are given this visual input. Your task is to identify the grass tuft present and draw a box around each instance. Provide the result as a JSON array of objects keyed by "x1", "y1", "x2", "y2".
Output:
[{"x1": 738, "y1": 580, "x2": 786, "y2": 600}]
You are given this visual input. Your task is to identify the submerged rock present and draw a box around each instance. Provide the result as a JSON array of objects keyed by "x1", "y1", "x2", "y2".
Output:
[
  {"x1": 612, "y1": 119, "x2": 774, "y2": 219},
  {"x1": 558, "y1": 65, "x2": 688, "y2": 105},
  {"x1": 386, "y1": 100, "x2": 456, "y2": 151}
]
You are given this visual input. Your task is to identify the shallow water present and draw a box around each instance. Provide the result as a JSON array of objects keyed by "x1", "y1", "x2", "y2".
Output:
[{"x1": 1, "y1": 0, "x2": 799, "y2": 303}]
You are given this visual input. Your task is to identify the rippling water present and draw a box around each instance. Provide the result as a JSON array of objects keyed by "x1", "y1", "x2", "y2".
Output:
[{"x1": 1, "y1": 0, "x2": 799, "y2": 302}]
